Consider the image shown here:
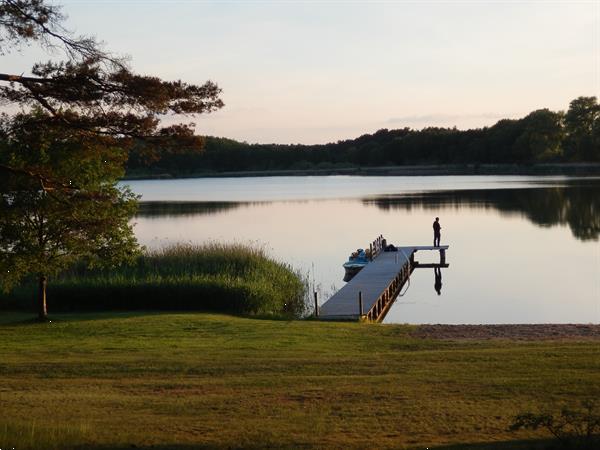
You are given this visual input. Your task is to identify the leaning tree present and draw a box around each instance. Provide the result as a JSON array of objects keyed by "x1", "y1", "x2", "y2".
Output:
[{"x1": 0, "y1": 0, "x2": 224, "y2": 319}]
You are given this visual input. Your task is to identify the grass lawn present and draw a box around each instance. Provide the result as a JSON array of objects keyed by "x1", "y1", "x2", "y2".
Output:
[{"x1": 0, "y1": 312, "x2": 598, "y2": 449}]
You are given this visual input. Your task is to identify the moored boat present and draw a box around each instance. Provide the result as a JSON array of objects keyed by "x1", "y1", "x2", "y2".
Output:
[{"x1": 342, "y1": 248, "x2": 369, "y2": 282}]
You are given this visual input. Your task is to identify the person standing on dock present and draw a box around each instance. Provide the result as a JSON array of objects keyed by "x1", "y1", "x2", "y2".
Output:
[{"x1": 433, "y1": 217, "x2": 441, "y2": 247}]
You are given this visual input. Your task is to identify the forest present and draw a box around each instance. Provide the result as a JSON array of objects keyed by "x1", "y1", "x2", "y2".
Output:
[{"x1": 127, "y1": 96, "x2": 599, "y2": 175}]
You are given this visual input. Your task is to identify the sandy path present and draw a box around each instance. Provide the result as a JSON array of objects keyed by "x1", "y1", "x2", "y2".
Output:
[{"x1": 411, "y1": 324, "x2": 600, "y2": 340}]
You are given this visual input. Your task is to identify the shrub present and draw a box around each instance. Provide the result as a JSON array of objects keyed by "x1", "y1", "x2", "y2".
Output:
[{"x1": 510, "y1": 400, "x2": 600, "y2": 448}]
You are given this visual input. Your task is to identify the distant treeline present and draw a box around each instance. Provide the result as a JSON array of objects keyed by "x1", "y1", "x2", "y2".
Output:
[{"x1": 127, "y1": 96, "x2": 600, "y2": 175}]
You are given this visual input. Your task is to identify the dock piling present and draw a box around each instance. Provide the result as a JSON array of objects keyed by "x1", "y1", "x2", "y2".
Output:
[{"x1": 358, "y1": 291, "x2": 363, "y2": 317}]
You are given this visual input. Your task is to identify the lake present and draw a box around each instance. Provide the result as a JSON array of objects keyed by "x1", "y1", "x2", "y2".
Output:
[{"x1": 122, "y1": 175, "x2": 600, "y2": 324}]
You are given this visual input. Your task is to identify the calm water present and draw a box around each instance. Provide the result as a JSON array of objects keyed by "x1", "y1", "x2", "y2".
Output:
[{"x1": 122, "y1": 176, "x2": 600, "y2": 324}]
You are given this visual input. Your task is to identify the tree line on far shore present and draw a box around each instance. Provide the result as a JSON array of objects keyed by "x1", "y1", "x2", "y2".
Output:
[{"x1": 127, "y1": 96, "x2": 600, "y2": 175}]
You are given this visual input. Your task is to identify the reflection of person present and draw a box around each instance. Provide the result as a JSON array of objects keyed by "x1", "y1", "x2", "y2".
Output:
[
  {"x1": 433, "y1": 217, "x2": 441, "y2": 247},
  {"x1": 434, "y1": 267, "x2": 442, "y2": 295}
]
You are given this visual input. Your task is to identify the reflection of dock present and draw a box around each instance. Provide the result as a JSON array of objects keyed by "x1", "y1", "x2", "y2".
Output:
[{"x1": 318, "y1": 238, "x2": 449, "y2": 322}]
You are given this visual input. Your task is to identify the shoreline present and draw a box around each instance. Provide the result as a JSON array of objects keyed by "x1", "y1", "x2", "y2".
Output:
[
  {"x1": 3, "y1": 311, "x2": 598, "y2": 341},
  {"x1": 123, "y1": 163, "x2": 600, "y2": 180},
  {"x1": 410, "y1": 324, "x2": 600, "y2": 340}
]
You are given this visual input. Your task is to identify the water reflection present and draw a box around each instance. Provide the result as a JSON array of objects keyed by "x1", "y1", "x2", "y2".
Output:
[
  {"x1": 434, "y1": 267, "x2": 442, "y2": 296},
  {"x1": 363, "y1": 183, "x2": 600, "y2": 241},
  {"x1": 136, "y1": 183, "x2": 600, "y2": 242},
  {"x1": 127, "y1": 177, "x2": 599, "y2": 324},
  {"x1": 136, "y1": 201, "x2": 245, "y2": 218}
]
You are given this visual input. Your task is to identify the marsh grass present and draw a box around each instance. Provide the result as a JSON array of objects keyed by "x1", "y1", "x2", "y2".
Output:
[{"x1": 1, "y1": 243, "x2": 307, "y2": 316}]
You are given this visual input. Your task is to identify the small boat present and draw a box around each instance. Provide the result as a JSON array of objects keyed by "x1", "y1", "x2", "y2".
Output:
[{"x1": 343, "y1": 248, "x2": 369, "y2": 282}]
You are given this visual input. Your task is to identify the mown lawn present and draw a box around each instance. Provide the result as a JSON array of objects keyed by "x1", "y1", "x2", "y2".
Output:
[{"x1": 0, "y1": 312, "x2": 598, "y2": 449}]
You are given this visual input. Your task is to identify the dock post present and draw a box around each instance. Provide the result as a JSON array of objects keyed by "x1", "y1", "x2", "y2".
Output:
[
  {"x1": 358, "y1": 291, "x2": 363, "y2": 317},
  {"x1": 440, "y1": 249, "x2": 446, "y2": 264},
  {"x1": 314, "y1": 292, "x2": 319, "y2": 317},
  {"x1": 369, "y1": 243, "x2": 373, "y2": 260}
]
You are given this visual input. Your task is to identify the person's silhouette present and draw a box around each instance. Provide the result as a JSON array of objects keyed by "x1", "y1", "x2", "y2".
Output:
[
  {"x1": 434, "y1": 267, "x2": 442, "y2": 295},
  {"x1": 433, "y1": 217, "x2": 441, "y2": 247}
]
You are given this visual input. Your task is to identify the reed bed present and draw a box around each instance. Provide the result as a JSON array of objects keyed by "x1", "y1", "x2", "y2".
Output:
[{"x1": 2, "y1": 243, "x2": 307, "y2": 316}]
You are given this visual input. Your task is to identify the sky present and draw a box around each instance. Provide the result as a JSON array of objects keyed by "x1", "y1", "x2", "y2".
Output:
[{"x1": 3, "y1": 0, "x2": 599, "y2": 144}]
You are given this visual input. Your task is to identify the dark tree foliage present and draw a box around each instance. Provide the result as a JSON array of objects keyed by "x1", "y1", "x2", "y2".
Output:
[
  {"x1": 0, "y1": 110, "x2": 139, "y2": 319},
  {"x1": 129, "y1": 97, "x2": 598, "y2": 176},
  {"x1": 0, "y1": 0, "x2": 223, "y2": 319},
  {"x1": 564, "y1": 96, "x2": 600, "y2": 161},
  {"x1": 0, "y1": 0, "x2": 223, "y2": 183},
  {"x1": 0, "y1": 0, "x2": 98, "y2": 57}
]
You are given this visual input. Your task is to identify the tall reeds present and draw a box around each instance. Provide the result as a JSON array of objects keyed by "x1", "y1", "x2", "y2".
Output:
[{"x1": 2, "y1": 243, "x2": 307, "y2": 317}]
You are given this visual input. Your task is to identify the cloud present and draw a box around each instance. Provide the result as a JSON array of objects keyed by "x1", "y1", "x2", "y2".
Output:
[{"x1": 386, "y1": 113, "x2": 506, "y2": 126}]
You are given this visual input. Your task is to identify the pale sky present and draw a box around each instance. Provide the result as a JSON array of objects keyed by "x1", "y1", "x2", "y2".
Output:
[{"x1": 3, "y1": 0, "x2": 599, "y2": 144}]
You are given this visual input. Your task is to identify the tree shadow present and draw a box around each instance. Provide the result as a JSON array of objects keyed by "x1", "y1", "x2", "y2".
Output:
[
  {"x1": 60, "y1": 437, "x2": 600, "y2": 450},
  {"x1": 77, "y1": 445, "x2": 306, "y2": 450},
  {"x1": 0, "y1": 309, "x2": 302, "y2": 327},
  {"x1": 431, "y1": 436, "x2": 599, "y2": 450},
  {"x1": 0, "y1": 310, "x2": 198, "y2": 326}
]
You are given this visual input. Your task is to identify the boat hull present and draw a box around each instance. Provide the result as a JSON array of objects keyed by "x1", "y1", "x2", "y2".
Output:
[
  {"x1": 342, "y1": 249, "x2": 369, "y2": 282},
  {"x1": 343, "y1": 263, "x2": 367, "y2": 282}
]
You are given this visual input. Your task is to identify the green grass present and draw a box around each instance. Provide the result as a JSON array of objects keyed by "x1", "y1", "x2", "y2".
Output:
[
  {"x1": 1, "y1": 243, "x2": 307, "y2": 316},
  {"x1": 0, "y1": 312, "x2": 598, "y2": 449}
]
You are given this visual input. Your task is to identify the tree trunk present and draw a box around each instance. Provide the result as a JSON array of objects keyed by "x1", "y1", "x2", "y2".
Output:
[{"x1": 38, "y1": 274, "x2": 48, "y2": 321}]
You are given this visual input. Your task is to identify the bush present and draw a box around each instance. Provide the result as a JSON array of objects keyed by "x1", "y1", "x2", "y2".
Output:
[{"x1": 510, "y1": 400, "x2": 600, "y2": 448}]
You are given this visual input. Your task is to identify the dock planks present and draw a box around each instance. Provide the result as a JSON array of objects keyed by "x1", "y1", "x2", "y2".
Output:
[{"x1": 319, "y1": 245, "x2": 448, "y2": 322}]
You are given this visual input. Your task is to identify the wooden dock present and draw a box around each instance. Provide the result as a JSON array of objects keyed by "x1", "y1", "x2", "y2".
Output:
[{"x1": 318, "y1": 238, "x2": 449, "y2": 322}]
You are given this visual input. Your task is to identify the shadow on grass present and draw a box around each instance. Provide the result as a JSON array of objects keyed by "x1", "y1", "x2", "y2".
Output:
[
  {"x1": 74, "y1": 446, "x2": 303, "y2": 450},
  {"x1": 431, "y1": 436, "x2": 599, "y2": 450},
  {"x1": 62, "y1": 438, "x2": 599, "y2": 450},
  {"x1": 0, "y1": 310, "x2": 172, "y2": 326},
  {"x1": 0, "y1": 309, "x2": 301, "y2": 327}
]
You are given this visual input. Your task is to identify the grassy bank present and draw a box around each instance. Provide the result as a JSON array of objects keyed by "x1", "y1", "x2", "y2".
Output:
[
  {"x1": 1, "y1": 243, "x2": 306, "y2": 317},
  {"x1": 1, "y1": 312, "x2": 598, "y2": 449}
]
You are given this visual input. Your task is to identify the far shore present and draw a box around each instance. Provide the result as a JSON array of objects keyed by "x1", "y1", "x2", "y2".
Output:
[{"x1": 123, "y1": 162, "x2": 600, "y2": 180}]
